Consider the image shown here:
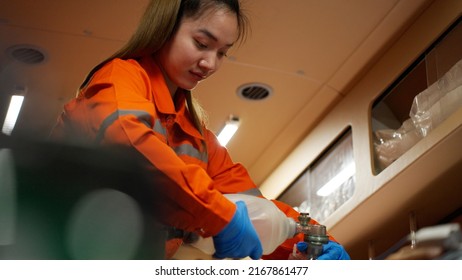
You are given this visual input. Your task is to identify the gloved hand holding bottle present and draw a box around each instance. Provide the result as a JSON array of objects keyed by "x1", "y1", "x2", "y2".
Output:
[
  {"x1": 212, "y1": 201, "x2": 263, "y2": 260},
  {"x1": 192, "y1": 194, "x2": 296, "y2": 258}
]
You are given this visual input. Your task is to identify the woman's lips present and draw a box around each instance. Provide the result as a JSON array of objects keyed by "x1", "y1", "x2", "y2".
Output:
[{"x1": 190, "y1": 71, "x2": 207, "y2": 81}]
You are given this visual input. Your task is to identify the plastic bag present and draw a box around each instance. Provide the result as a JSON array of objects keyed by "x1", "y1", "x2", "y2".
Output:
[
  {"x1": 410, "y1": 59, "x2": 462, "y2": 137},
  {"x1": 374, "y1": 118, "x2": 423, "y2": 169},
  {"x1": 375, "y1": 58, "x2": 462, "y2": 170}
]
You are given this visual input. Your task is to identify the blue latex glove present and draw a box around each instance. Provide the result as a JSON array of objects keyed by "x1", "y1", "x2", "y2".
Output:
[
  {"x1": 213, "y1": 201, "x2": 263, "y2": 260},
  {"x1": 317, "y1": 241, "x2": 350, "y2": 260}
]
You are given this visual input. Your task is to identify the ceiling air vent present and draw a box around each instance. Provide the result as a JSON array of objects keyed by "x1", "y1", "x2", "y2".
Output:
[
  {"x1": 6, "y1": 44, "x2": 47, "y2": 65},
  {"x1": 237, "y1": 83, "x2": 272, "y2": 101}
]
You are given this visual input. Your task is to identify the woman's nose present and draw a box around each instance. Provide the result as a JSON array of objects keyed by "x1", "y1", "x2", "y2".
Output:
[{"x1": 199, "y1": 55, "x2": 217, "y2": 72}]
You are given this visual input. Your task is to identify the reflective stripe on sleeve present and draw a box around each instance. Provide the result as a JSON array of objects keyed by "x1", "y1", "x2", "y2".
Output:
[
  {"x1": 173, "y1": 144, "x2": 208, "y2": 163},
  {"x1": 96, "y1": 109, "x2": 208, "y2": 163},
  {"x1": 153, "y1": 119, "x2": 167, "y2": 138},
  {"x1": 96, "y1": 109, "x2": 153, "y2": 144}
]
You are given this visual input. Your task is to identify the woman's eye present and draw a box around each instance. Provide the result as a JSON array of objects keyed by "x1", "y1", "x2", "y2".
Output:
[
  {"x1": 195, "y1": 40, "x2": 207, "y2": 49},
  {"x1": 218, "y1": 51, "x2": 228, "y2": 58}
]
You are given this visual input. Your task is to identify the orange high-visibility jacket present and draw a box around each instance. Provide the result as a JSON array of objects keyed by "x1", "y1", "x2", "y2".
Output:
[{"x1": 51, "y1": 56, "x2": 333, "y2": 259}]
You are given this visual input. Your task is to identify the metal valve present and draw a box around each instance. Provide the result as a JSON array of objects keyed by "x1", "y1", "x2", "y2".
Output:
[{"x1": 296, "y1": 212, "x2": 329, "y2": 259}]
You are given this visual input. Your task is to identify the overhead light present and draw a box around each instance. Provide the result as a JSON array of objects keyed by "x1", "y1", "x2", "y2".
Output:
[
  {"x1": 316, "y1": 162, "x2": 356, "y2": 197},
  {"x1": 217, "y1": 115, "x2": 240, "y2": 146},
  {"x1": 2, "y1": 94, "x2": 25, "y2": 136}
]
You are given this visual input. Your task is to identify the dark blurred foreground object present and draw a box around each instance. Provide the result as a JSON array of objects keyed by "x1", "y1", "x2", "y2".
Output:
[{"x1": 0, "y1": 134, "x2": 168, "y2": 259}]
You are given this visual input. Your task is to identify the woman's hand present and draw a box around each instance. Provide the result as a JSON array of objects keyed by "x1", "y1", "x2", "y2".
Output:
[
  {"x1": 213, "y1": 201, "x2": 263, "y2": 260},
  {"x1": 317, "y1": 241, "x2": 350, "y2": 260}
]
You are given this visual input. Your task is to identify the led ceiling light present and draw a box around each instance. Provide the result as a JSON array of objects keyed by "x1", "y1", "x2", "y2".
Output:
[
  {"x1": 2, "y1": 88, "x2": 26, "y2": 136},
  {"x1": 217, "y1": 115, "x2": 240, "y2": 146}
]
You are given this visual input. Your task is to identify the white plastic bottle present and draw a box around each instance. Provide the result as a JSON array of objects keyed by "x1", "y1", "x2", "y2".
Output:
[{"x1": 191, "y1": 193, "x2": 297, "y2": 256}]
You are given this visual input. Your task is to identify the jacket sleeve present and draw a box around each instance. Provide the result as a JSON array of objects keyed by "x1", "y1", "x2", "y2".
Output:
[
  {"x1": 51, "y1": 59, "x2": 235, "y2": 237},
  {"x1": 204, "y1": 129, "x2": 259, "y2": 194}
]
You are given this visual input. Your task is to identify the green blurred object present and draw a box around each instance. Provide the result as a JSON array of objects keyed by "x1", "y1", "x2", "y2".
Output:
[{"x1": 0, "y1": 135, "x2": 167, "y2": 259}]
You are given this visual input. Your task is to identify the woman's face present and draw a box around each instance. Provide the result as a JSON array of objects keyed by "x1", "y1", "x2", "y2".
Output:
[{"x1": 155, "y1": 8, "x2": 239, "y2": 92}]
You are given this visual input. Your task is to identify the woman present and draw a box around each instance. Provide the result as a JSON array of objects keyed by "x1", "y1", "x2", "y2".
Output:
[{"x1": 51, "y1": 0, "x2": 349, "y2": 260}]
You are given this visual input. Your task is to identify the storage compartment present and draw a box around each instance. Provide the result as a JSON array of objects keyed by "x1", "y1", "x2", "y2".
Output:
[
  {"x1": 372, "y1": 18, "x2": 462, "y2": 173},
  {"x1": 278, "y1": 129, "x2": 355, "y2": 224}
]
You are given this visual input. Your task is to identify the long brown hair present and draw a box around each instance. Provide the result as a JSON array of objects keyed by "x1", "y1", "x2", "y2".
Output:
[
  {"x1": 80, "y1": 0, "x2": 250, "y2": 132},
  {"x1": 79, "y1": 0, "x2": 181, "y2": 89}
]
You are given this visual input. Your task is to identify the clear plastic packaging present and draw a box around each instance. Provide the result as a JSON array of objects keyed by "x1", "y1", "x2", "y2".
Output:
[
  {"x1": 374, "y1": 58, "x2": 462, "y2": 170},
  {"x1": 191, "y1": 194, "x2": 297, "y2": 256},
  {"x1": 374, "y1": 119, "x2": 423, "y2": 170},
  {"x1": 410, "y1": 59, "x2": 462, "y2": 137}
]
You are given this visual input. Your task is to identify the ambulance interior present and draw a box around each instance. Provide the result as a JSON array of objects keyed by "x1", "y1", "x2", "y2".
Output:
[{"x1": 1, "y1": 0, "x2": 461, "y2": 260}]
